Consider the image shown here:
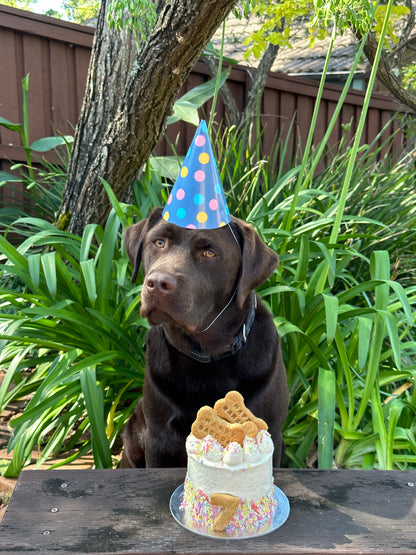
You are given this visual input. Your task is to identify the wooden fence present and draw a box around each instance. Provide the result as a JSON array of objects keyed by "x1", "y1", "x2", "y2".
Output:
[{"x1": 0, "y1": 4, "x2": 408, "y2": 210}]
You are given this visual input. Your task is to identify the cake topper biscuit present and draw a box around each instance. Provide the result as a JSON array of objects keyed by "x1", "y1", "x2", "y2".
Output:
[
  {"x1": 214, "y1": 390, "x2": 268, "y2": 431},
  {"x1": 191, "y1": 406, "x2": 245, "y2": 447},
  {"x1": 242, "y1": 421, "x2": 258, "y2": 438}
]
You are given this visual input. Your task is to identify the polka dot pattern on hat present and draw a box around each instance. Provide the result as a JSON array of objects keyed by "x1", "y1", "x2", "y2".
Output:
[{"x1": 162, "y1": 120, "x2": 231, "y2": 229}]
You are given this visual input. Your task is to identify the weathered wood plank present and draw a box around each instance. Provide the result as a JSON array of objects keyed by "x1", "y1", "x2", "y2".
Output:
[{"x1": 1, "y1": 469, "x2": 415, "y2": 554}]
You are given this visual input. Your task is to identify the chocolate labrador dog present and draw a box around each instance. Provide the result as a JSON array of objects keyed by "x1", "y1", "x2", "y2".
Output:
[{"x1": 121, "y1": 207, "x2": 288, "y2": 468}]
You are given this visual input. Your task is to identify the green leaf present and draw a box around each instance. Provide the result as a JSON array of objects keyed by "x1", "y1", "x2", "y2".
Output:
[
  {"x1": 371, "y1": 388, "x2": 387, "y2": 469},
  {"x1": 167, "y1": 70, "x2": 230, "y2": 125},
  {"x1": 386, "y1": 400, "x2": 405, "y2": 470},
  {"x1": 106, "y1": 379, "x2": 134, "y2": 439},
  {"x1": 0, "y1": 116, "x2": 22, "y2": 133},
  {"x1": 80, "y1": 224, "x2": 99, "y2": 263},
  {"x1": 358, "y1": 316, "x2": 373, "y2": 370},
  {"x1": 149, "y1": 156, "x2": 183, "y2": 180},
  {"x1": 81, "y1": 259, "x2": 97, "y2": 306},
  {"x1": 30, "y1": 135, "x2": 73, "y2": 152},
  {"x1": 99, "y1": 178, "x2": 128, "y2": 227},
  {"x1": 0, "y1": 346, "x2": 33, "y2": 411},
  {"x1": 388, "y1": 280, "x2": 413, "y2": 326},
  {"x1": 318, "y1": 367, "x2": 336, "y2": 469},
  {"x1": 0, "y1": 171, "x2": 23, "y2": 183},
  {"x1": 41, "y1": 251, "x2": 57, "y2": 298},
  {"x1": 28, "y1": 253, "x2": 41, "y2": 289},
  {"x1": 293, "y1": 235, "x2": 309, "y2": 283},
  {"x1": 323, "y1": 294, "x2": 338, "y2": 344},
  {"x1": 168, "y1": 100, "x2": 200, "y2": 126},
  {"x1": 379, "y1": 309, "x2": 401, "y2": 369},
  {"x1": 96, "y1": 210, "x2": 120, "y2": 314},
  {"x1": 0, "y1": 235, "x2": 26, "y2": 266},
  {"x1": 80, "y1": 367, "x2": 112, "y2": 468}
]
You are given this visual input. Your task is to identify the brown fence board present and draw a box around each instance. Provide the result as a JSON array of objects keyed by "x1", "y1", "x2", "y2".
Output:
[
  {"x1": 0, "y1": 4, "x2": 409, "y2": 212},
  {"x1": 0, "y1": 30, "x2": 21, "y2": 143},
  {"x1": 277, "y1": 90, "x2": 297, "y2": 169},
  {"x1": 0, "y1": 4, "x2": 94, "y2": 46}
]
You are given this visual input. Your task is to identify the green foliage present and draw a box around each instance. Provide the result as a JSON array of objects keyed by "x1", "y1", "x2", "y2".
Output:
[
  {"x1": 1, "y1": 0, "x2": 415, "y2": 475},
  {"x1": 242, "y1": 0, "x2": 410, "y2": 61},
  {"x1": 402, "y1": 63, "x2": 416, "y2": 94},
  {"x1": 0, "y1": 76, "x2": 73, "y2": 228},
  {"x1": 372, "y1": 3, "x2": 410, "y2": 47},
  {"x1": 1, "y1": 0, "x2": 100, "y2": 22},
  {"x1": 1, "y1": 0, "x2": 33, "y2": 10},
  {"x1": 204, "y1": 95, "x2": 416, "y2": 471},
  {"x1": 167, "y1": 70, "x2": 230, "y2": 127},
  {"x1": 3, "y1": 110, "x2": 415, "y2": 474},
  {"x1": 62, "y1": 0, "x2": 100, "y2": 23},
  {"x1": 245, "y1": 150, "x2": 416, "y2": 470},
  {"x1": 242, "y1": 0, "x2": 312, "y2": 57},
  {"x1": 0, "y1": 203, "x2": 147, "y2": 476},
  {"x1": 209, "y1": 0, "x2": 416, "y2": 469},
  {"x1": 107, "y1": 0, "x2": 157, "y2": 52},
  {"x1": 311, "y1": 0, "x2": 374, "y2": 34}
]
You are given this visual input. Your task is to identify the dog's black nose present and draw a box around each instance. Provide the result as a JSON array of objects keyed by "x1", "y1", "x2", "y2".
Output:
[{"x1": 145, "y1": 272, "x2": 177, "y2": 294}]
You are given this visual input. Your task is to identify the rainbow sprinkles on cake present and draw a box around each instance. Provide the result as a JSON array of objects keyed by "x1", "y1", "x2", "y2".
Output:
[{"x1": 180, "y1": 391, "x2": 277, "y2": 533}]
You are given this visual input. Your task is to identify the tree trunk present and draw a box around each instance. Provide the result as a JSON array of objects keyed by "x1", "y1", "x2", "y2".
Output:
[
  {"x1": 58, "y1": 0, "x2": 238, "y2": 235},
  {"x1": 56, "y1": 0, "x2": 137, "y2": 233},
  {"x1": 363, "y1": 31, "x2": 416, "y2": 114}
]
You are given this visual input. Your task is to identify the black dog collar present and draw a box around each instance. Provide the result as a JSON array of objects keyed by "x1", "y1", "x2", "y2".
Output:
[{"x1": 158, "y1": 292, "x2": 257, "y2": 363}]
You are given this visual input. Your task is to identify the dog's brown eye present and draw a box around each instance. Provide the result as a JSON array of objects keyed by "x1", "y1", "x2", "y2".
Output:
[
  {"x1": 203, "y1": 249, "x2": 216, "y2": 258},
  {"x1": 154, "y1": 239, "x2": 165, "y2": 248}
]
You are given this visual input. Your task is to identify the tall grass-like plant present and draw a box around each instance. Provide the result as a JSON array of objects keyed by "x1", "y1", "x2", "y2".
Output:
[
  {"x1": 0, "y1": 75, "x2": 73, "y2": 227},
  {"x1": 254, "y1": 6, "x2": 416, "y2": 470},
  {"x1": 244, "y1": 131, "x2": 416, "y2": 469},
  {"x1": 0, "y1": 199, "x2": 147, "y2": 475},
  {"x1": 214, "y1": 0, "x2": 416, "y2": 470}
]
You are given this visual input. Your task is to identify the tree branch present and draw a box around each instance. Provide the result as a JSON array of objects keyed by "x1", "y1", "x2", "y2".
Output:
[
  {"x1": 239, "y1": 40, "x2": 280, "y2": 128},
  {"x1": 363, "y1": 31, "x2": 416, "y2": 113},
  {"x1": 204, "y1": 20, "x2": 283, "y2": 129},
  {"x1": 204, "y1": 55, "x2": 241, "y2": 125}
]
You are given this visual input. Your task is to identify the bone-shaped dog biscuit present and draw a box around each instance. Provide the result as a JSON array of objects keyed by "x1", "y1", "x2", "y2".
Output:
[
  {"x1": 191, "y1": 406, "x2": 245, "y2": 447},
  {"x1": 242, "y1": 420, "x2": 258, "y2": 438},
  {"x1": 214, "y1": 390, "x2": 268, "y2": 431}
]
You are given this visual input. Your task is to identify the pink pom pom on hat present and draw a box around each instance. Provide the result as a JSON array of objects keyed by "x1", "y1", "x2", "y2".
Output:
[{"x1": 162, "y1": 120, "x2": 231, "y2": 229}]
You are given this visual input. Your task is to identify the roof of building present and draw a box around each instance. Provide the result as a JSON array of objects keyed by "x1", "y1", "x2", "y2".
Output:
[{"x1": 210, "y1": 13, "x2": 368, "y2": 77}]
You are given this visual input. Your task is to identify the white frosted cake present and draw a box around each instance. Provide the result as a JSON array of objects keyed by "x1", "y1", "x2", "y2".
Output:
[{"x1": 180, "y1": 391, "x2": 277, "y2": 533}]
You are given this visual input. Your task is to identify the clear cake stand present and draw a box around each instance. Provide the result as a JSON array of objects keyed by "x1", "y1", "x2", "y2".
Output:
[{"x1": 170, "y1": 484, "x2": 290, "y2": 540}]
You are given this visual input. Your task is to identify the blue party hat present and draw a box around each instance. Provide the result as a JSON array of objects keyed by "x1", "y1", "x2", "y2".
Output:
[{"x1": 162, "y1": 120, "x2": 231, "y2": 229}]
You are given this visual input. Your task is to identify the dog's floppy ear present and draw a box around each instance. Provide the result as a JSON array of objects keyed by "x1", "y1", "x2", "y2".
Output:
[
  {"x1": 124, "y1": 207, "x2": 163, "y2": 283},
  {"x1": 231, "y1": 217, "x2": 279, "y2": 309}
]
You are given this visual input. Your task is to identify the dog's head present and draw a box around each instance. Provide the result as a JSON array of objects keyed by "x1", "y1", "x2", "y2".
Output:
[{"x1": 124, "y1": 207, "x2": 278, "y2": 333}]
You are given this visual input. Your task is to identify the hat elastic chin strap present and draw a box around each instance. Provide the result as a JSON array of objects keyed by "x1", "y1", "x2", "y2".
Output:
[
  {"x1": 194, "y1": 223, "x2": 242, "y2": 334},
  {"x1": 196, "y1": 287, "x2": 238, "y2": 333},
  {"x1": 159, "y1": 291, "x2": 257, "y2": 363}
]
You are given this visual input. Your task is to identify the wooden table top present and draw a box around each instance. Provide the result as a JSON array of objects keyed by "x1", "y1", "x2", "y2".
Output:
[{"x1": 1, "y1": 468, "x2": 415, "y2": 554}]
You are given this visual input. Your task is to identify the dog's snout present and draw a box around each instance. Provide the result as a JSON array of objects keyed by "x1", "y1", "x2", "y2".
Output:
[{"x1": 145, "y1": 272, "x2": 177, "y2": 294}]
